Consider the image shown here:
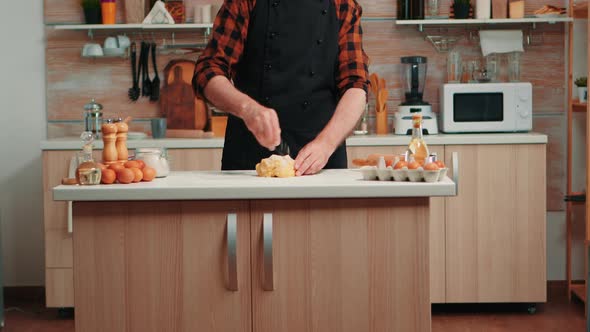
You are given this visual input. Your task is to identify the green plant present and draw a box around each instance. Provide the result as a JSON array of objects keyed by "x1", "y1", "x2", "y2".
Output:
[
  {"x1": 575, "y1": 77, "x2": 587, "y2": 87},
  {"x1": 81, "y1": 0, "x2": 100, "y2": 10},
  {"x1": 453, "y1": 0, "x2": 471, "y2": 5}
]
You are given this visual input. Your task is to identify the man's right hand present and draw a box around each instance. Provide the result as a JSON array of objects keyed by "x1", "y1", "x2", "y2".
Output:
[{"x1": 241, "y1": 103, "x2": 281, "y2": 151}]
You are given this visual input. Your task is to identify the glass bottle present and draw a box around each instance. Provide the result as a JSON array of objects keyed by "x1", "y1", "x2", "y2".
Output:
[
  {"x1": 411, "y1": 0, "x2": 425, "y2": 19},
  {"x1": 76, "y1": 131, "x2": 102, "y2": 185},
  {"x1": 407, "y1": 109, "x2": 429, "y2": 165}
]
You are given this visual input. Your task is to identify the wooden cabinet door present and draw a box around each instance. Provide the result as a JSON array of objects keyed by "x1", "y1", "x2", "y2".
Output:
[
  {"x1": 347, "y1": 145, "x2": 446, "y2": 303},
  {"x1": 43, "y1": 151, "x2": 75, "y2": 307},
  {"x1": 250, "y1": 199, "x2": 431, "y2": 332},
  {"x1": 73, "y1": 201, "x2": 251, "y2": 332},
  {"x1": 444, "y1": 144, "x2": 546, "y2": 303}
]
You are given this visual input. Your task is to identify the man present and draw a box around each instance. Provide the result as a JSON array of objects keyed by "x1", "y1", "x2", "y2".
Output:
[{"x1": 193, "y1": 0, "x2": 369, "y2": 175}]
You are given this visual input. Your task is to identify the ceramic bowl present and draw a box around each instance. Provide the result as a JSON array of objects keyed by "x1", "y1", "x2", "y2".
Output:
[{"x1": 82, "y1": 43, "x2": 103, "y2": 57}]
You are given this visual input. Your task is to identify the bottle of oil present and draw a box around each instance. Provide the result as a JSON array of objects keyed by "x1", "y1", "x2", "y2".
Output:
[
  {"x1": 76, "y1": 131, "x2": 102, "y2": 185},
  {"x1": 407, "y1": 109, "x2": 429, "y2": 165}
]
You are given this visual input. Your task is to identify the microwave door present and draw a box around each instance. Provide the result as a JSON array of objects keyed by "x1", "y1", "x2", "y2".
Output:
[{"x1": 451, "y1": 92, "x2": 507, "y2": 132}]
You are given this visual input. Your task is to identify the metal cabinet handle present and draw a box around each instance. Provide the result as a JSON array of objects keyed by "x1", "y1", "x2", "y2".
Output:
[
  {"x1": 262, "y1": 212, "x2": 274, "y2": 291},
  {"x1": 227, "y1": 213, "x2": 238, "y2": 291},
  {"x1": 452, "y1": 152, "x2": 459, "y2": 196}
]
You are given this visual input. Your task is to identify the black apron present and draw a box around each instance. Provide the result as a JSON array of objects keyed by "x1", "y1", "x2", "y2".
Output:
[{"x1": 221, "y1": 0, "x2": 347, "y2": 170}]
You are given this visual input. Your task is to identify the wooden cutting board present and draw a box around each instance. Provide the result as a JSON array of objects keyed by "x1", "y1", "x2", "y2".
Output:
[{"x1": 160, "y1": 59, "x2": 208, "y2": 130}]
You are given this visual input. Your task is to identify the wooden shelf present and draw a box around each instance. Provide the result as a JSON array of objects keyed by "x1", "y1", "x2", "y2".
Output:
[
  {"x1": 574, "y1": 0, "x2": 588, "y2": 19},
  {"x1": 572, "y1": 100, "x2": 588, "y2": 112},
  {"x1": 571, "y1": 283, "x2": 587, "y2": 303}
]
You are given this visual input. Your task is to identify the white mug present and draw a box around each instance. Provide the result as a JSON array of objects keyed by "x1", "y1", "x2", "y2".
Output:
[
  {"x1": 194, "y1": 6, "x2": 203, "y2": 23},
  {"x1": 201, "y1": 4, "x2": 212, "y2": 23},
  {"x1": 82, "y1": 43, "x2": 103, "y2": 57}
]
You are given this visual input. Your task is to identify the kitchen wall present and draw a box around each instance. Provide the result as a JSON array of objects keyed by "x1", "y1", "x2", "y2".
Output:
[
  {"x1": 0, "y1": 1, "x2": 46, "y2": 286},
  {"x1": 0, "y1": 0, "x2": 567, "y2": 286}
]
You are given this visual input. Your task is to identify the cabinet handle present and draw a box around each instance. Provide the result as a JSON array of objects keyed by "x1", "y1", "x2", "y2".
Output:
[
  {"x1": 227, "y1": 213, "x2": 238, "y2": 291},
  {"x1": 452, "y1": 152, "x2": 459, "y2": 195},
  {"x1": 262, "y1": 212, "x2": 274, "y2": 291}
]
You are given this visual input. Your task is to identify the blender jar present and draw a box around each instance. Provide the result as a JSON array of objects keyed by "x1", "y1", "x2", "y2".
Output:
[{"x1": 401, "y1": 56, "x2": 428, "y2": 105}]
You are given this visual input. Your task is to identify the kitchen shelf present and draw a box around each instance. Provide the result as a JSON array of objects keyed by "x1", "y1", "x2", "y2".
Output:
[
  {"x1": 51, "y1": 23, "x2": 214, "y2": 38},
  {"x1": 574, "y1": 0, "x2": 588, "y2": 18},
  {"x1": 397, "y1": 17, "x2": 573, "y2": 31},
  {"x1": 572, "y1": 283, "x2": 587, "y2": 303},
  {"x1": 572, "y1": 100, "x2": 588, "y2": 112},
  {"x1": 52, "y1": 23, "x2": 213, "y2": 30}
]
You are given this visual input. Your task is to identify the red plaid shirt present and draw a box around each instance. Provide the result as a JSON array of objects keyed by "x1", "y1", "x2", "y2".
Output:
[{"x1": 193, "y1": 0, "x2": 369, "y2": 99}]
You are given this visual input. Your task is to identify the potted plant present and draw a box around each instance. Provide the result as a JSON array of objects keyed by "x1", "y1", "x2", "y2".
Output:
[
  {"x1": 575, "y1": 77, "x2": 587, "y2": 103},
  {"x1": 452, "y1": 0, "x2": 471, "y2": 19},
  {"x1": 82, "y1": 0, "x2": 102, "y2": 24}
]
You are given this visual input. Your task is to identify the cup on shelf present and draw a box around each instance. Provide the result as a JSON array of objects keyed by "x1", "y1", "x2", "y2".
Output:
[
  {"x1": 200, "y1": 4, "x2": 212, "y2": 23},
  {"x1": 82, "y1": 43, "x2": 104, "y2": 57},
  {"x1": 151, "y1": 118, "x2": 167, "y2": 139}
]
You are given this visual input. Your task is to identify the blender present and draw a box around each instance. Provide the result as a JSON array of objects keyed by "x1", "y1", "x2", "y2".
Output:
[{"x1": 394, "y1": 56, "x2": 439, "y2": 135}]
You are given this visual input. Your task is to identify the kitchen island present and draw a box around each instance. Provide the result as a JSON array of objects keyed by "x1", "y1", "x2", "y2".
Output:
[{"x1": 54, "y1": 169, "x2": 456, "y2": 332}]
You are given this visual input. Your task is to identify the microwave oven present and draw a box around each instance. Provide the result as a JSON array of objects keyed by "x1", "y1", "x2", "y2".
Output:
[{"x1": 439, "y1": 83, "x2": 533, "y2": 133}]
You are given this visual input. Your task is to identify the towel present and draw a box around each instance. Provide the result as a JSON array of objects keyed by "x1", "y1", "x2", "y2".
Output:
[
  {"x1": 143, "y1": 0, "x2": 175, "y2": 24},
  {"x1": 479, "y1": 30, "x2": 524, "y2": 56}
]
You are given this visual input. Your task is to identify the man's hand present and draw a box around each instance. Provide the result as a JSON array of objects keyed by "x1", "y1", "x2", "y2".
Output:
[
  {"x1": 294, "y1": 139, "x2": 336, "y2": 176},
  {"x1": 242, "y1": 103, "x2": 281, "y2": 151}
]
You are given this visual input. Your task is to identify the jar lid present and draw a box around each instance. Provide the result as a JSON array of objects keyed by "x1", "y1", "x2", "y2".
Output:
[{"x1": 84, "y1": 99, "x2": 103, "y2": 112}]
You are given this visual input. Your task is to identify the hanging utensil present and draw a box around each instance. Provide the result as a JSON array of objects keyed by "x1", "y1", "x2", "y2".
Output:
[
  {"x1": 142, "y1": 42, "x2": 152, "y2": 97},
  {"x1": 150, "y1": 41, "x2": 160, "y2": 102},
  {"x1": 128, "y1": 42, "x2": 140, "y2": 101}
]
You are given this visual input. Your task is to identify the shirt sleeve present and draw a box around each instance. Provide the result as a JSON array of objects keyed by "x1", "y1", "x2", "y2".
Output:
[
  {"x1": 192, "y1": 0, "x2": 251, "y2": 99},
  {"x1": 336, "y1": 0, "x2": 370, "y2": 96}
]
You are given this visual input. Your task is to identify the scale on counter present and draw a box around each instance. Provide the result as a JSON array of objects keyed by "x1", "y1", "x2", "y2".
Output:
[{"x1": 394, "y1": 56, "x2": 439, "y2": 135}]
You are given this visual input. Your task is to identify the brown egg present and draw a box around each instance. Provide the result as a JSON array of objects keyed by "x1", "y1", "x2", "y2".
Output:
[
  {"x1": 142, "y1": 167, "x2": 156, "y2": 182},
  {"x1": 408, "y1": 161, "x2": 421, "y2": 170},
  {"x1": 135, "y1": 160, "x2": 146, "y2": 169},
  {"x1": 109, "y1": 163, "x2": 125, "y2": 172},
  {"x1": 116, "y1": 168, "x2": 134, "y2": 184},
  {"x1": 124, "y1": 160, "x2": 141, "y2": 169},
  {"x1": 435, "y1": 160, "x2": 446, "y2": 168},
  {"x1": 101, "y1": 169, "x2": 116, "y2": 184},
  {"x1": 424, "y1": 163, "x2": 440, "y2": 171},
  {"x1": 130, "y1": 167, "x2": 143, "y2": 182},
  {"x1": 394, "y1": 161, "x2": 408, "y2": 170}
]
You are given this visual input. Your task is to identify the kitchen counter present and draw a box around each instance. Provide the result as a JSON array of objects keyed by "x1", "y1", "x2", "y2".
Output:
[
  {"x1": 56, "y1": 169, "x2": 453, "y2": 332},
  {"x1": 53, "y1": 169, "x2": 456, "y2": 201},
  {"x1": 41, "y1": 132, "x2": 548, "y2": 150}
]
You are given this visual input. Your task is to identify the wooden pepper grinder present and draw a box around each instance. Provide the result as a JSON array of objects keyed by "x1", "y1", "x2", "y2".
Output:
[
  {"x1": 101, "y1": 119, "x2": 118, "y2": 165},
  {"x1": 115, "y1": 117, "x2": 131, "y2": 163}
]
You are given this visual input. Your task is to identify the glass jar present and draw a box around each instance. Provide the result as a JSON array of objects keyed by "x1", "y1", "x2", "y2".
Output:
[
  {"x1": 135, "y1": 148, "x2": 170, "y2": 178},
  {"x1": 165, "y1": 0, "x2": 186, "y2": 23},
  {"x1": 508, "y1": 52, "x2": 521, "y2": 82}
]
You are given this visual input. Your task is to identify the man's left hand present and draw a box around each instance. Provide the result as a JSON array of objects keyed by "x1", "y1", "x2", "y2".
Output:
[{"x1": 294, "y1": 139, "x2": 335, "y2": 176}]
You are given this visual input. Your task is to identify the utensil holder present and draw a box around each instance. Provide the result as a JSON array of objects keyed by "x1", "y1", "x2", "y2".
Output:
[{"x1": 376, "y1": 110, "x2": 388, "y2": 135}]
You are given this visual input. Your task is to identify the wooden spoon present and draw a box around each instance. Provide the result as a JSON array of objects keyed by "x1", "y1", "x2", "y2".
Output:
[
  {"x1": 370, "y1": 73, "x2": 379, "y2": 96},
  {"x1": 379, "y1": 89, "x2": 389, "y2": 113},
  {"x1": 379, "y1": 78, "x2": 386, "y2": 91}
]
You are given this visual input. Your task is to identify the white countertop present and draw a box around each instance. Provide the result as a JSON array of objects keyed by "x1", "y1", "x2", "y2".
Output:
[
  {"x1": 53, "y1": 170, "x2": 456, "y2": 201},
  {"x1": 41, "y1": 133, "x2": 548, "y2": 150}
]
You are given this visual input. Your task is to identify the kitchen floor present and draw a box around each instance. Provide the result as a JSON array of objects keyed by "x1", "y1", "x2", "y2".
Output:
[{"x1": 1, "y1": 284, "x2": 585, "y2": 332}]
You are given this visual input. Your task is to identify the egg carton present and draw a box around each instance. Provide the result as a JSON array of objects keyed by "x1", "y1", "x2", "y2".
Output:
[{"x1": 358, "y1": 165, "x2": 448, "y2": 183}]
